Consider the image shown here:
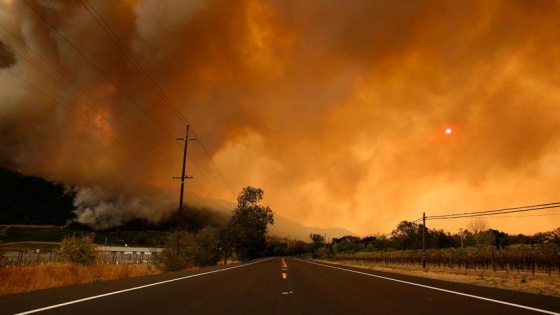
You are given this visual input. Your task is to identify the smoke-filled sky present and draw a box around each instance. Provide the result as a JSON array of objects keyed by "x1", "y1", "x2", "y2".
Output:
[{"x1": 1, "y1": 0, "x2": 559, "y2": 236}]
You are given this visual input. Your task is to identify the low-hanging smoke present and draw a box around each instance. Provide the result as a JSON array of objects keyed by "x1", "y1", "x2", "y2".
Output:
[{"x1": 1, "y1": 0, "x2": 559, "y2": 234}]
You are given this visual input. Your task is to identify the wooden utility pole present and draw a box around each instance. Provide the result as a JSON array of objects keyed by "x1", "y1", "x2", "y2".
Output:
[
  {"x1": 422, "y1": 212, "x2": 426, "y2": 268},
  {"x1": 174, "y1": 124, "x2": 196, "y2": 216}
]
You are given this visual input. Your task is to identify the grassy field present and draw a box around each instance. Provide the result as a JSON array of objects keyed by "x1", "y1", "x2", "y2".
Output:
[
  {"x1": 328, "y1": 259, "x2": 560, "y2": 297},
  {"x1": 0, "y1": 263, "x2": 160, "y2": 296}
]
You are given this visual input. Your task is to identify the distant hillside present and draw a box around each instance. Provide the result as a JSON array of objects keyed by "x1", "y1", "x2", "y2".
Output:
[
  {"x1": 0, "y1": 168, "x2": 75, "y2": 225},
  {"x1": 268, "y1": 214, "x2": 356, "y2": 241},
  {"x1": 0, "y1": 168, "x2": 354, "y2": 239}
]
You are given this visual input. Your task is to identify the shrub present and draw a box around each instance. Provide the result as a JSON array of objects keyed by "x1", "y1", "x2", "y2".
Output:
[
  {"x1": 59, "y1": 234, "x2": 98, "y2": 266},
  {"x1": 159, "y1": 230, "x2": 195, "y2": 271},
  {"x1": 193, "y1": 227, "x2": 221, "y2": 267}
]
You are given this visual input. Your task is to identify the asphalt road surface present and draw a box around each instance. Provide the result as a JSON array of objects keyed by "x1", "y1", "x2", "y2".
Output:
[{"x1": 1, "y1": 257, "x2": 558, "y2": 314}]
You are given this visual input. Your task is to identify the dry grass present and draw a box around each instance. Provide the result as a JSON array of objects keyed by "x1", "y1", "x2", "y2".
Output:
[
  {"x1": 0, "y1": 263, "x2": 160, "y2": 296},
  {"x1": 327, "y1": 260, "x2": 560, "y2": 297}
]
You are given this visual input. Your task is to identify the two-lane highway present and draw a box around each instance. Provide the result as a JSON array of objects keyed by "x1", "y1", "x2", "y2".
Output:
[{"x1": 1, "y1": 257, "x2": 558, "y2": 314}]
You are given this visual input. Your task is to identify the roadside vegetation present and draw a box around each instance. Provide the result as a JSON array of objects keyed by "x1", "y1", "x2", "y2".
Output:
[
  {"x1": 160, "y1": 186, "x2": 274, "y2": 271},
  {"x1": 0, "y1": 186, "x2": 276, "y2": 295},
  {"x1": 305, "y1": 219, "x2": 560, "y2": 297},
  {"x1": 0, "y1": 263, "x2": 159, "y2": 296},
  {"x1": 1, "y1": 168, "x2": 558, "y2": 297}
]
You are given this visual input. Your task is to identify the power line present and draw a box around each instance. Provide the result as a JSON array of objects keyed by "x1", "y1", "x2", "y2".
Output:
[
  {"x1": 6, "y1": 69, "x2": 174, "y2": 175},
  {"x1": 80, "y1": 1, "x2": 238, "y2": 201},
  {"x1": 190, "y1": 127, "x2": 237, "y2": 199},
  {"x1": 79, "y1": 0, "x2": 188, "y2": 125},
  {"x1": 19, "y1": 0, "x2": 237, "y2": 207},
  {"x1": 21, "y1": 0, "x2": 179, "y2": 143},
  {"x1": 426, "y1": 202, "x2": 560, "y2": 221},
  {"x1": 5, "y1": 68, "x2": 222, "y2": 204},
  {"x1": 0, "y1": 27, "x2": 182, "y2": 171},
  {"x1": 478, "y1": 213, "x2": 560, "y2": 219}
]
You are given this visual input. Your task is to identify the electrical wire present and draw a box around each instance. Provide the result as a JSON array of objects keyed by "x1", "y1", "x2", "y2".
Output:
[
  {"x1": 0, "y1": 26, "x2": 182, "y2": 172},
  {"x1": 426, "y1": 202, "x2": 560, "y2": 221},
  {"x1": 80, "y1": 0, "x2": 238, "y2": 201},
  {"x1": 21, "y1": 0, "x2": 237, "y2": 205}
]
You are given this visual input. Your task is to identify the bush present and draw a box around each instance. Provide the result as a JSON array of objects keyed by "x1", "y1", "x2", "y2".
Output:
[
  {"x1": 193, "y1": 227, "x2": 221, "y2": 267},
  {"x1": 159, "y1": 230, "x2": 195, "y2": 271},
  {"x1": 59, "y1": 234, "x2": 98, "y2": 266}
]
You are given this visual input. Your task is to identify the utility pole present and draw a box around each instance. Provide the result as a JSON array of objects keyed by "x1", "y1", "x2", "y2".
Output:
[
  {"x1": 422, "y1": 212, "x2": 426, "y2": 268},
  {"x1": 173, "y1": 124, "x2": 197, "y2": 217}
]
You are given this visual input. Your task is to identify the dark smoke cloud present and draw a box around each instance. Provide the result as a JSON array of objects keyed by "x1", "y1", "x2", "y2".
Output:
[
  {"x1": 0, "y1": 40, "x2": 16, "y2": 68},
  {"x1": 0, "y1": 0, "x2": 559, "y2": 234}
]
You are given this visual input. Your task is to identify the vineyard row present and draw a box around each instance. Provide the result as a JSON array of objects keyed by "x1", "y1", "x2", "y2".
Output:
[{"x1": 333, "y1": 244, "x2": 560, "y2": 276}]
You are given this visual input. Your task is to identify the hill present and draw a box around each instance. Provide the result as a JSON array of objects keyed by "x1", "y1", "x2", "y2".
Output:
[
  {"x1": 0, "y1": 168, "x2": 75, "y2": 225},
  {"x1": 0, "y1": 168, "x2": 354, "y2": 240},
  {"x1": 269, "y1": 215, "x2": 355, "y2": 241}
]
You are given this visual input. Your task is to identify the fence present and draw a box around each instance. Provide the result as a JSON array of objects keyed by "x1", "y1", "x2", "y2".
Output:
[{"x1": 2, "y1": 246, "x2": 163, "y2": 266}]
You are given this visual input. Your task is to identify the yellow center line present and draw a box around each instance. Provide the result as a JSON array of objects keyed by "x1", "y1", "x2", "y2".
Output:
[
  {"x1": 282, "y1": 272, "x2": 287, "y2": 279},
  {"x1": 281, "y1": 258, "x2": 288, "y2": 269}
]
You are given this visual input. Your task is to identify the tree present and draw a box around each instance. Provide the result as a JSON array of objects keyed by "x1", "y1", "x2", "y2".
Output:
[
  {"x1": 468, "y1": 218, "x2": 489, "y2": 235},
  {"x1": 391, "y1": 221, "x2": 421, "y2": 250},
  {"x1": 309, "y1": 233, "x2": 327, "y2": 258},
  {"x1": 309, "y1": 233, "x2": 325, "y2": 250},
  {"x1": 468, "y1": 218, "x2": 495, "y2": 245},
  {"x1": 332, "y1": 235, "x2": 363, "y2": 254},
  {"x1": 192, "y1": 227, "x2": 221, "y2": 267},
  {"x1": 160, "y1": 229, "x2": 195, "y2": 271},
  {"x1": 224, "y1": 187, "x2": 274, "y2": 261},
  {"x1": 287, "y1": 240, "x2": 310, "y2": 256},
  {"x1": 59, "y1": 234, "x2": 98, "y2": 266}
]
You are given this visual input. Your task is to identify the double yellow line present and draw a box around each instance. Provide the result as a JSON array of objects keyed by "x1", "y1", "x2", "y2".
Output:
[
  {"x1": 281, "y1": 258, "x2": 288, "y2": 279},
  {"x1": 281, "y1": 258, "x2": 291, "y2": 295}
]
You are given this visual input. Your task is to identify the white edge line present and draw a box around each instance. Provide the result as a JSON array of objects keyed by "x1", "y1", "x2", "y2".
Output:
[
  {"x1": 16, "y1": 258, "x2": 273, "y2": 315},
  {"x1": 299, "y1": 259, "x2": 559, "y2": 315}
]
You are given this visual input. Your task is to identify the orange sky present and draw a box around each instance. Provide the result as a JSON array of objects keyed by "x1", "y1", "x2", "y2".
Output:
[{"x1": 0, "y1": 0, "x2": 559, "y2": 235}]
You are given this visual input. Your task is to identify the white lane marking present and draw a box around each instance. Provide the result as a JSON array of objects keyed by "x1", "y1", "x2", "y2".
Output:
[
  {"x1": 299, "y1": 260, "x2": 559, "y2": 315},
  {"x1": 16, "y1": 258, "x2": 274, "y2": 315}
]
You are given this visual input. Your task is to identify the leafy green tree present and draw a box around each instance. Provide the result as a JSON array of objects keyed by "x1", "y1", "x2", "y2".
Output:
[
  {"x1": 59, "y1": 234, "x2": 98, "y2": 266},
  {"x1": 309, "y1": 233, "x2": 326, "y2": 258},
  {"x1": 332, "y1": 235, "x2": 363, "y2": 254},
  {"x1": 193, "y1": 227, "x2": 221, "y2": 267},
  {"x1": 224, "y1": 186, "x2": 274, "y2": 261},
  {"x1": 309, "y1": 233, "x2": 325, "y2": 249},
  {"x1": 391, "y1": 221, "x2": 421, "y2": 250},
  {"x1": 160, "y1": 230, "x2": 195, "y2": 271},
  {"x1": 219, "y1": 225, "x2": 235, "y2": 264}
]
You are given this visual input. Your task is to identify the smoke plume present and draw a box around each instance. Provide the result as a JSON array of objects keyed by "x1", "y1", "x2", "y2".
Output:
[
  {"x1": 0, "y1": 40, "x2": 16, "y2": 69},
  {"x1": 1, "y1": 0, "x2": 559, "y2": 234}
]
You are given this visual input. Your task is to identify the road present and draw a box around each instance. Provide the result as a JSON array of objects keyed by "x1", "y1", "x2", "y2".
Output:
[{"x1": 0, "y1": 257, "x2": 558, "y2": 314}]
